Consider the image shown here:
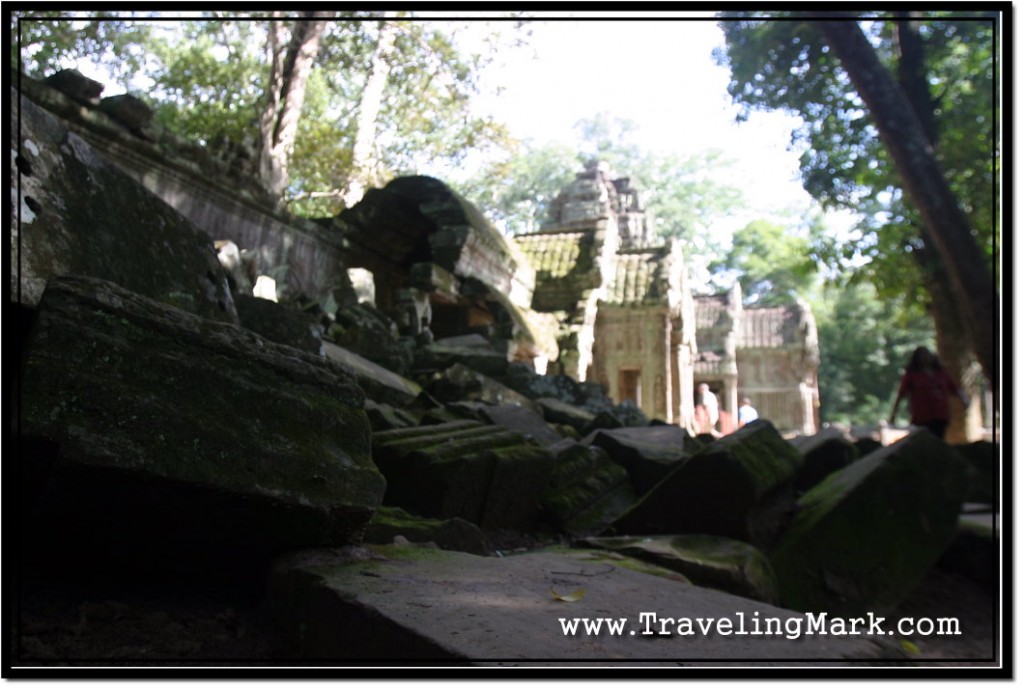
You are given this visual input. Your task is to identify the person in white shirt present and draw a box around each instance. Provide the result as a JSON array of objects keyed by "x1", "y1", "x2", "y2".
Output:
[
  {"x1": 738, "y1": 396, "x2": 759, "y2": 427},
  {"x1": 697, "y1": 383, "x2": 719, "y2": 434}
]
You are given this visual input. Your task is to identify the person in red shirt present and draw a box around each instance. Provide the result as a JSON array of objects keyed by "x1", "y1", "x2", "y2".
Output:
[{"x1": 889, "y1": 346, "x2": 968, "y2": 440}]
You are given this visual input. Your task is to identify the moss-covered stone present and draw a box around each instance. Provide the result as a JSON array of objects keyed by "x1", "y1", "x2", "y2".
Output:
[
  {"x1": 365, "y1": 506, "x2": 487, "y2": 555},
  {"x1": 541, "y1": 441, "x2": 637, "y2": 535},
  {"x1": 12, "y1": 91, "x2": 236, "y2": 323},
  {"x1": 770, "y1": 430, "x2": 969, "y2": 616},
  {"x1": 581, "y1": 426, "x2": 695, "y2": 495},
  {"x1": 373, "y1": 421, "x2": 554, "y2": 530},
  {"x1": 611, "y1": 420, "x2": 802, "y2": 548},
  {"x1": 582, "y1": 534, "x2": 778, "y2": 603},
  {"x1": 21, "y1": 275, "x2": 385, "y2": 560}
]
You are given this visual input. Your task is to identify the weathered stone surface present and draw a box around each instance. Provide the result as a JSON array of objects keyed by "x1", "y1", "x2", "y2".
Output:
[
  {"x1": 770, "y1": 430, "x2": 969, "y2": 616},
  {"x1": 43, "y1": 69, "x2": 104, "y2": 103},
  {"x1": 937, "y1": 516, "x2": 994, "y2": 590},
  {"x1": 266, "y1": 546, "x2": 902, "y2": 663},
  {"x1": 582, "y1": 535, "x2": 779, "y2": 604},
  {"x1": 364, "y1": 400, "x2": 420, "y2": 432},
  {"x1": 536, "y1": 396, "x2": 597, "y2": 433},
  {"x1": 414, "y1": 343, "x2": 510, "y2": 377},
  {"x1": 498, "y1": 362, "x2": 619, "y2": 414},
  {"x1": 612, "y1": 420, "x2": 802, "y2": 548},
  {"x1": 12, "y1": 90, "x2": 236, "y2": 323},
  {"x1": 788, "y1": 427, "x2": 860, "y2": 493},
  {"x1": 97, "y1": 93, "x2": 154, "y2": 132},
  {"x1": 20, "y1": 275, "x2": 386, "y2": 559},
  {"x1": 235, "y1": 294, "x2": 322, "y2": 354},
  {"x1": 582, "y1": 426, "x2": 697, "y2": 495},
  {"x1": 372, "y1": 421, "x2": 554, "y2": 530},
  {"x1": 955, "y1": 441, "x2": 997, "y2": 507},
  {"x1": 476, "y1": 404, "x2": 565, "y2": 447},
  {"x1": 322, "y1": 341, "x2": 421, "y2": 408},
  {"x1": 364, "y1": 507, "x2": 488, "y2": 555},
  {"x1": 328, "y1": 302, "x2": 411, "y2": 374},
  {"x1": 541, "y1": 441, "x2": 636, "y2": 535},
  {"x1": 426, "y1": 363, "x2": 540, "y2": 413}
]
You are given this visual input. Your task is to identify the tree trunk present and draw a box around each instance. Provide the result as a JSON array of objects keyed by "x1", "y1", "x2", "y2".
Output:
[
  {"x1": 894, "y1": 14, "x2": 977, "y2": 441},
  {"x1": 340, "y1": 20, "x2": 399, "y2": 208},
  {"x1": 258, "y1": 13, "x2": 333, "y2": 202},
  {"x1": 914, "y1": 243, "x2": 978, "y2": 442},
  {"x1": 812, "y1": 17, "x2": 997, "y2": 401}
]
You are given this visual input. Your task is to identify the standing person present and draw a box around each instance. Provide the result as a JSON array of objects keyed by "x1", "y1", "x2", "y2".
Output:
[
  {"x1": 888, "y1": 346, "x2": 968, "y2": 440},
  {"x1": 697, "y1": 383, "x2": 720, "y2": 435},
  {"x1": 737, "y1": 397, "x2": 759, "y2": 427}
]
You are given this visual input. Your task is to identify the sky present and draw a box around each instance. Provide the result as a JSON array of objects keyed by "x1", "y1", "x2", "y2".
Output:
[{"x1": 420, "y1": 14, "x2": 857, "y2": 239}]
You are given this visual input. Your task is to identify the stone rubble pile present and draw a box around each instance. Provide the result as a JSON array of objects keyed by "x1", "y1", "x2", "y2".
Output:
[{"x1": 12, "y1": 71, "x2": 995, "y2": 665}]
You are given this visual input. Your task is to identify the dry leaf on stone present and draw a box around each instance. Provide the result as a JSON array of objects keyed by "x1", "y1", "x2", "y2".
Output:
[{"x1": 550, "y1": 588, "x2": 586, "y2": 602}]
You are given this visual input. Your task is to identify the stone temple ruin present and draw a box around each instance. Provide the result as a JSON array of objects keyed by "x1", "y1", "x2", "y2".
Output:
[
  {"x1": 9, "y1": 70, "x2": 997, "y2": 667},
  {"x1": 517, "y1": 161, "x2": 820, "y2": 435}
]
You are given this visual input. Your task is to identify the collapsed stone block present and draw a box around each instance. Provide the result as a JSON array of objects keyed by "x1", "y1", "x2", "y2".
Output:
[
  {"x1": 954, "y1": 441, "x2": 997, "y2": 507},
  {"x1": 582, "y1": 534, "x2": 779, "y2": 604},
  {"x1": 372, "y1": 421, "x2": 554, "y2": 530},
  {"x1": 20, "y1": 275, "x2": 386, "y2": 567},
  {"x1": 12, "y1": 91, "x2": 236, "y2": 323},
  {"x1": 234, "y1": 293, "x2": 323, "y2": 354},
  {"x1": 611, "y1": 420, "x2": 802, "y2": 548},
  {"x1": 583, "y1": 425, "x2": 700, "y2": 495},
  {"x1": 788, "y1": 427, "x2": 860, "y2": 493},
  {"x1": 426, "y1": 363, "x2": 540, "y2": 412},
  {"x1": 541, "y1": 440, "x2": 636, "y2": 535},
  {"x1": 364, "y1": 506, "x2": 488, "y2": 555},
  {"x1": 322, "y1": 341, "x2": 422, "y2": 408},
  {"x1": 476, "y1": 404, "x2": 565, "y2": 447},
  {"x1": 770, "y1": 430, "x2": 969, "y2": 616}
]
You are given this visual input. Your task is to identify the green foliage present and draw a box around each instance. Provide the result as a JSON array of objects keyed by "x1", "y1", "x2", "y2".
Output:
[
  {"x1": 455, "y1": 142, "x2": 579, "y2": 235},
  {"x1": 716, "y1": 13, "x2": 996, "y2": 307},
  {"x1": 14, "y1": 11, "x2": 153, "y2": 87},
  {"x1": 711, "y1": 218, "x2": 821, "y2": 304},
  {"x1": 460, "y1": 112, "x2": 745, "y2": 273},
  {"x1": 810, "y1": 280, "x2": 934, "y2": 426},
  {"x1": 14, "y1": 14, "x2": 522, "y2": 216}
]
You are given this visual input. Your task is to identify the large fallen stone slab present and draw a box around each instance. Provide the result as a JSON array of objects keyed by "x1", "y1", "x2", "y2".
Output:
[
  {"x1": 414, "y1": 342, "x2": 510, "y2": 377},
  {"x1": 788, "y1": 428, "x2": 860, "y2": 493},
  {"x1": 475, "y1": 403, "x2": 565, "y2": 447},
  {"x1": 266, "y1": 546, "x2": 902, "y2": 664},
  {"x1": 612, "y1": 420, "x2": 802, "y2": 548},
  {"x1": 536, "y1": 396, "x2": 597, "y2": 433},
  {"x1": 770, "y1": 430, "x2": 969, "y2": 617},
  {"x1": 20, "y1": 275, "x2": 386, "y2": 562},
  {"x1": 581, "y1": 535, "x2": 779, "y2": 605},
  {"x1": 327, "y1": 302, "x2": 411, "y2": 375},
  {"x1": 426, "y1": 363, "x2": 540, "y2": 412},
  {"x1": 372, "y1": 421, "x2": 554, "y2": 530},
  {"x1": 12, "y1": 89, "x2": 235, "y2": 322},
  {"x1": 541, "y1": 440, "x2": 637, "y2": 535},
  {"x1": 234, "y1": 293, "x2": 323, "y2": 354},
  {"x1": 581, "y1": 426, "x2": 699, "y2": 495},
  {"x1": 322, "y1": 341, "x2": 421, "y2": 408}
]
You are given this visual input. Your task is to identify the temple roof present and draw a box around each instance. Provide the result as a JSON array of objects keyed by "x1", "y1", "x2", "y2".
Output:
[
  {"x1": 739, "y1": 304, "x2": 806, "y2": 350},
  {"x1": 604, "y1": 248, "x2": 667, "y2": 306},
  {"x1": 694, "y1": 293, "x2": 731, "y2": 331},
  {"x1": 516, "y1": 230, "x2": 587, "y2": 279}
]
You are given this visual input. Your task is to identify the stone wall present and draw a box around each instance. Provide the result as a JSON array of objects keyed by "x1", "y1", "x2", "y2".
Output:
[{"x1": 17, "y1": 72, "x2": 351, "y2": 308}]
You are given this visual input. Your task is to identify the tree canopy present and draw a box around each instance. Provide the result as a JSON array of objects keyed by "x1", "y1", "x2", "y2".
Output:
[
  {"x1": 716, "y1": 12, "x2": 998, "y2": 399},
  {"x1": 14, "y1": 12, "x2": 522, "y2": 214}
]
